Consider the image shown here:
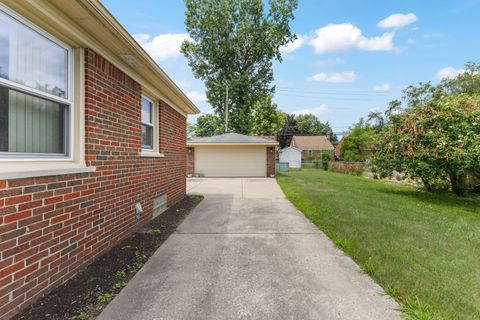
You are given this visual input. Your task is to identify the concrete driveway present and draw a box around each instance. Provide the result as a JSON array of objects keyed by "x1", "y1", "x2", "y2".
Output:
[{"x1": 99, "y1": 178, "x2": 400, "y2": 320}]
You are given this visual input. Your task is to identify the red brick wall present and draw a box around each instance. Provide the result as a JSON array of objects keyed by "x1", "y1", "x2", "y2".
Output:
[
  {"x1": 267, "y1": 147, "x2": 276, "y2": 177},
  {"x1": 301, "y1": 150, "x2": 334, "y2": 161},
  {"x1": 302, "y1": 150, "x2": 321, "y2": 161},
  {"x1": 186, "y1": 147, "x2": 194, "y2": 177},
  {"x1": 0, "y1": 49, "x2": 187, "y2": 319}
]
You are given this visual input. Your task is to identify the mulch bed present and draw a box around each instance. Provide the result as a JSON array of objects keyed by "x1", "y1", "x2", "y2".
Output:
[{"x1": 12, "y1": 195, "x2": 203, "y2": 320}]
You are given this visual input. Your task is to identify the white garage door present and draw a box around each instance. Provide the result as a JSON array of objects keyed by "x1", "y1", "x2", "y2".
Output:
[{"x1": 195, "y1": 146, "x2": 266, "y2": 177}]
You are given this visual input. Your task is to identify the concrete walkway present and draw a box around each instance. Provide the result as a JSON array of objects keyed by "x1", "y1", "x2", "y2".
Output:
[{"x1": 99, "y1": 178, "x2": 400, "y2": 320}]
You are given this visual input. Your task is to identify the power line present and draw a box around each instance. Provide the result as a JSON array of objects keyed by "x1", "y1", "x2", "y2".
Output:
[
  {"x1": 276, "y1": 86, "x2": 389, "y2": 95},
  {"x1": 275, "y1": 92, "x2": 376, "y2": 101}
]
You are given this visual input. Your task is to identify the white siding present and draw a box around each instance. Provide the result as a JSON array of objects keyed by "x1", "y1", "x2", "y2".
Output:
[{"x1": 279, "y1": 148, "x2": 302, "y2": 168}]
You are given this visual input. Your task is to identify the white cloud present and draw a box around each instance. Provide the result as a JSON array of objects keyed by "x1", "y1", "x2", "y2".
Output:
[
  {"x1": 373, "y1": 83, "x2": 391, "y2": 92},
  {"x1": 407, "y1": 37, "x2": 416, "y2": 44},
  {"x1": 436, "y1": 67, "x2": 465, "y2": 80},
  {"x1": 280, "y1": 35, "x2": 308, "y2": 53},
  {"x1": 293, "y1": 104, "x2": 331, "y2": 117},
  {"x1": 309, "y1": 23, "x2": 394, "y2": 54},
  {"x1": 377, "y1": 13, "x2": 418, "y2": 29},
  {"x1": 186, "y1": 91, "x2": 207, "y2": 103},
  {"x1": 308, "y1": 71, "x2": 357, "y2": 83},
  {"x1": 133, "y1": 33, "x2": 190, "y2": 61}
]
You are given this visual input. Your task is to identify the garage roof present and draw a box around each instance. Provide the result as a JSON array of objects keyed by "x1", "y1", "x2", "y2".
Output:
[{"x1": 188, "y1": 133, "x2": 278, "y2": 146}]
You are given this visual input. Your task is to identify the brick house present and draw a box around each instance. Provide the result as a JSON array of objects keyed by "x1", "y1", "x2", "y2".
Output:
[
  {"x1": 290, "y1": 136, "x2": 334, "y2": 162},
  {"x1": 0, "y1": 1, "x2": 198, "y2": 318}
]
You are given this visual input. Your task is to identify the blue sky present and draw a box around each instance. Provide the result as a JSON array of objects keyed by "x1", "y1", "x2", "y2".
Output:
[{"x1": 103, "y1": 0, "x2": 480, "y2": 134}]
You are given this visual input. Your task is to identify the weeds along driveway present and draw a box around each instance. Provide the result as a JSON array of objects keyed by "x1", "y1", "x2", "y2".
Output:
[{"x1": 98, "y1": 178, "x2": 400, "y2": 320}]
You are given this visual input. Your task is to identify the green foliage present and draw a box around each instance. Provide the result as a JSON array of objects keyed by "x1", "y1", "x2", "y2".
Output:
[
  {"x1": 295, "y1": 114, "x2": 337, "y2": 144},
  {"x1": 340, "y1": 119, "x2": 376, "y2": 162},
  {"x1": 251, "y1": 94, "x2": 286, "y2": 135},
  {"x1": 278, "y1": 113, "x2": 336, "y2": 148},
  {"x1": 373, "y1": 63, "x2": 480, "y2": 195},
  {"x1": 321, "y1": 150, "x2": 331, "y2": 170},
  {"x1": 401, "y1": 298, "x2": 443, "y2": 320},
  {"x1": 70, "y1": 312, "x2": 90, "y2": 320},
  {"x1": 361, "y1": 257, "x2": 377, "y2": 277},
  {"x1": 96, "y1": 292, "x2": 113, "y2": 303},
  {"x1": 149, "y1": 229, "x2": 162, "y2": 236},
  {"x1": 186, "y1": 123, "x2": 196, "y2": 139},
  {"x1": 321, "y1": 150, "x2": 331, "y2": 162},
  {"x1": 332, "y1": 237, "x2": 354, "y2": 254},
  {"x1": 113, "y1": 281, "x2": 127, "y2": 291},
  {"x1": 181, "y1": 0, "x2": 297, "y2": 134},
  {"x1": 278, "y1": 113, "x2": 298, "y2": 148},
  {"x1": 191, "y1": 114, "x2": 224, "y2": 137}
]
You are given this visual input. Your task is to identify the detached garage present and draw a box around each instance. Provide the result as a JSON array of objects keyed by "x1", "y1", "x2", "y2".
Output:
[{"x1": 187, "y1": 133, "x2": 278, "y2": 177}]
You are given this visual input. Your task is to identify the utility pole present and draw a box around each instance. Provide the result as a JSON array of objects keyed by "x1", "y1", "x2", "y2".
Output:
[{"x1": 225, "y1": 83, "x2": 229, "y2": 133}]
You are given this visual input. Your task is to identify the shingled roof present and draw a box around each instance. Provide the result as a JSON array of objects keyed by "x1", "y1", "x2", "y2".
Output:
[
  {"x1": 188, "y1": 133, "x2": 278, "y2": 145},
  {"x1": 290, "y1": 136, "x2": 334, "y2": 150}
]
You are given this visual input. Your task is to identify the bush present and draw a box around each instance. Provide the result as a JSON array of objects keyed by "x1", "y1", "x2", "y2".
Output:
[
  {"x1": 328, "y1": 162, "x2": 364, "y2": 176},
  {"x1": 321, "y1": 151, "x2": 331, "y2": 171}
]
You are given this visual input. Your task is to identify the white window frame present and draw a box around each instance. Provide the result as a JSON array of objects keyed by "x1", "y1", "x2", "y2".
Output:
[
  {"x1": 0, "y1": 4, "x2": 74, "y2": 160},
  {"x1": 140, "y1": 95, "x2": 163, "y2": 157},
  {"x1": 141, "y1": 96, "x2": 155, "y2": 150}
]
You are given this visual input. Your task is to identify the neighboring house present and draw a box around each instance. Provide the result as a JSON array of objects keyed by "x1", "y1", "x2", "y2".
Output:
[
  {"x1": 290, "y1": 136, "x2": 334, "y2": 161},
  {"x1": 187, "y1": 133, "x2": 278, "y2": 177},
  {"x1": 0, "y1": 1, "x2": 198, "y2": 318},
  {"x1": 334, "y1": 137, "x2": 345, "y2": 159},
  {"x1": 279, "y1": 146, "x2": 302, "y2": 168}
]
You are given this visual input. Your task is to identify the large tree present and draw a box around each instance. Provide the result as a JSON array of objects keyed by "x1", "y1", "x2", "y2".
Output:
[
  {"x1": 295, "y1": 114, "x2": 337, "y2": 144},
  {"x1": 191, "y1": 114, "x2": 224, "y2": 137},
  {"x1": 278, "y1": 113, "x2": 298, "y2": 148},
  {"x1": 181, "y1": 0, "x2": 298, "y2": 134},
  {"x1": 251, "y1": 94, "x2": 285, "y2": 136},
  {"x1": 340, "y1": 119, "x2": 376, "y2": 162}
]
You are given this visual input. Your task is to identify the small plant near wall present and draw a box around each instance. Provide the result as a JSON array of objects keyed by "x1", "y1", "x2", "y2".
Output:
[{"x1": 321, "y1": 151, "x2": 331, "y2": 171}]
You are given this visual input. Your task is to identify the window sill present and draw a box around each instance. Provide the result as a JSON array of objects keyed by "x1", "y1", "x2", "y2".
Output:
[
  {"x1": 140, "y1": 151, "x2": 165, "y2": 158},
  {"x1": 0, "y1": 165, "x2": 96, "y2": 180}
]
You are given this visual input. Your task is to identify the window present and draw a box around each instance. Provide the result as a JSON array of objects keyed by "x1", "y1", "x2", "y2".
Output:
[
  {"x1": 141, "y1": 96, "x2": 154, "y2": 150},
  {"x1": 0, "y1": 7, "x2": 72, "y2": 158}
]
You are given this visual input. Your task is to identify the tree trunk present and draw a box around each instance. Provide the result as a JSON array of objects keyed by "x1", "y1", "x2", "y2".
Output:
[
  {"x1": 449, "y1": 172, "x2": 467, "y2": 196},
  {"x1": 422, "y1": 178, "x2": 433, "y2": 192}
]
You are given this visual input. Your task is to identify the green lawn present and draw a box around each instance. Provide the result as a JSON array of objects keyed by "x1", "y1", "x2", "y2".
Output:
[{"x1": 276, "y1": 169, "x2": 480, "y2": 320}]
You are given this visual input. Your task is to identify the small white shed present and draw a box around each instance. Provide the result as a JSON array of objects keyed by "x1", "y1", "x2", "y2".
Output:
[{"x1": 279, "y1": 146, "x2": 302, "y2": 168}]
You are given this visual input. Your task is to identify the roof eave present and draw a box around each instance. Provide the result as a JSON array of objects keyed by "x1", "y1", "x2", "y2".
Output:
[{"x1": 82, "y1": 0, "x2": 200, "y2": 115}]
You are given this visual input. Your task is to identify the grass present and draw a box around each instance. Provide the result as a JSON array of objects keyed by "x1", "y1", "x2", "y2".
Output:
[{"x1": 276, "y1": 169, "x2": 480, "y2": 320}]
